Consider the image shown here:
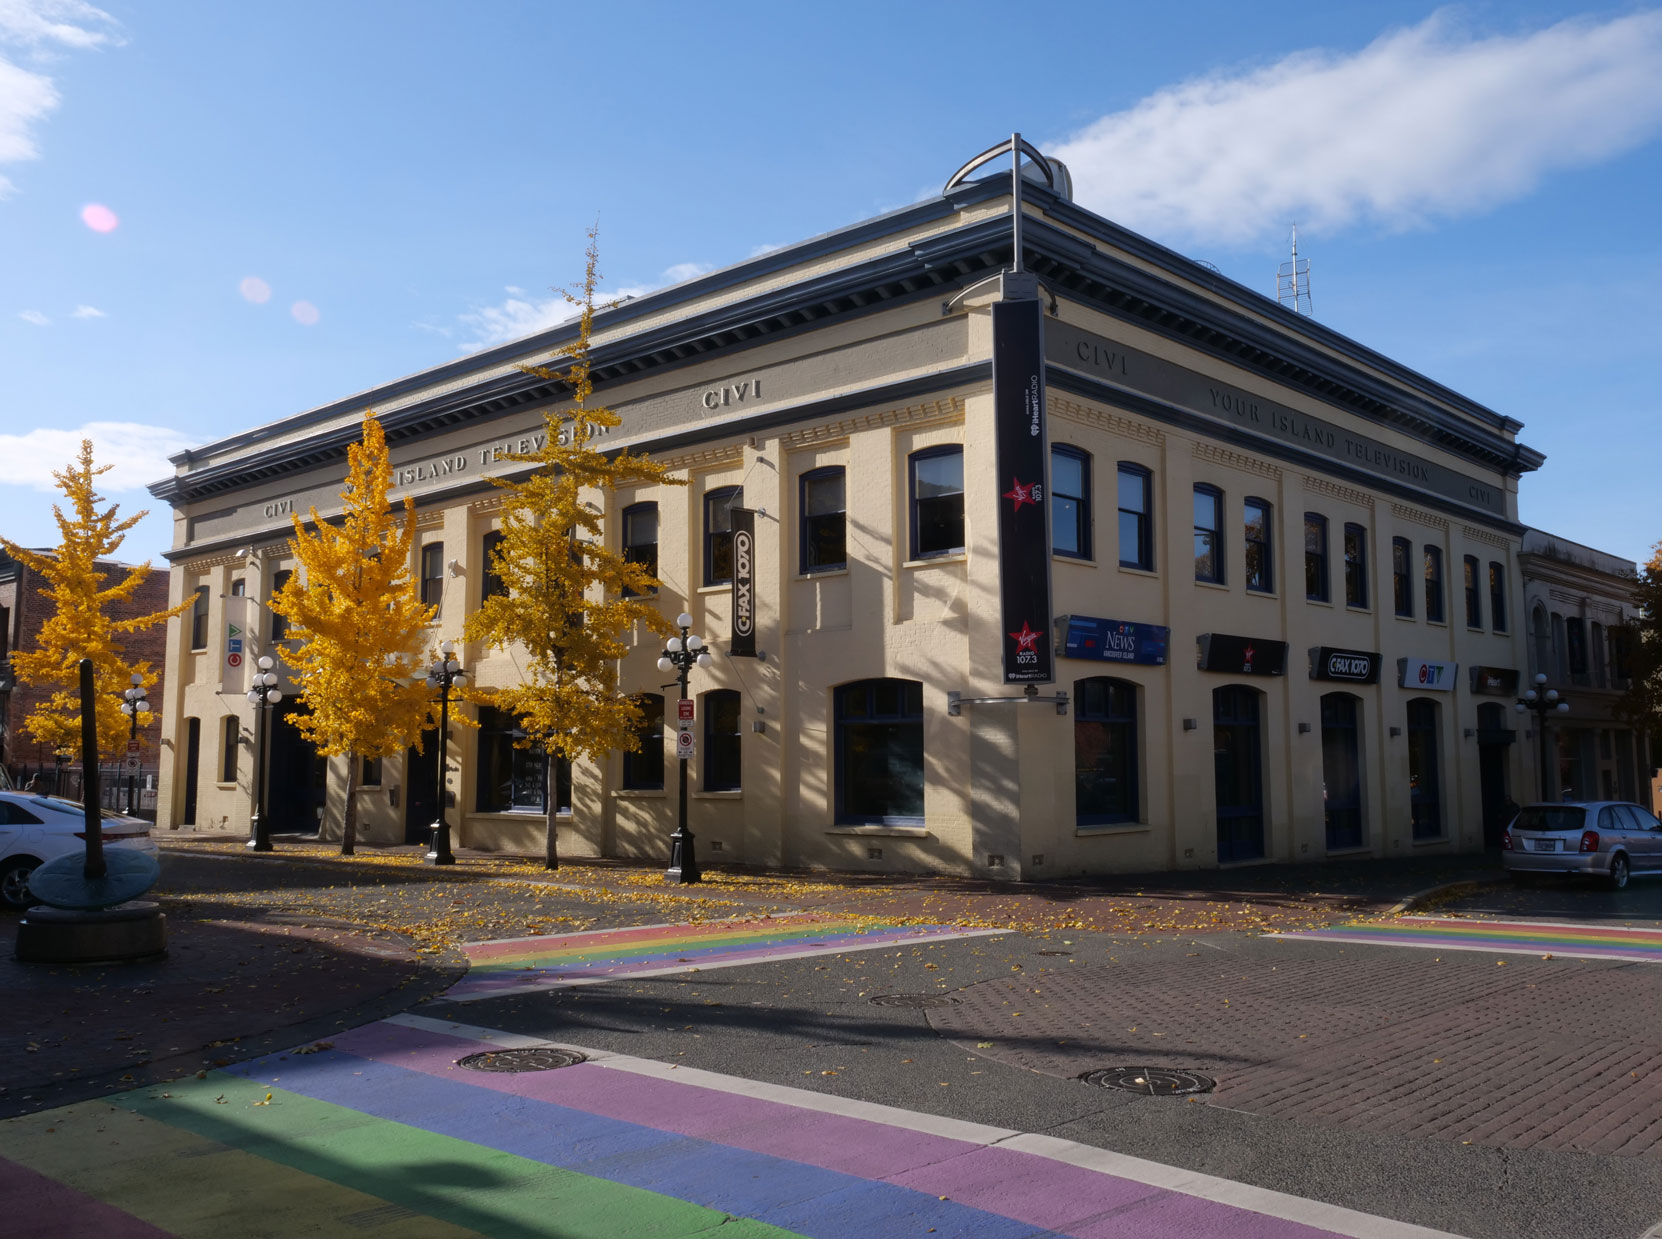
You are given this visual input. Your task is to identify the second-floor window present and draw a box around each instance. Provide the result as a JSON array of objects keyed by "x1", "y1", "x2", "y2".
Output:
[
  {"x1": 622, "y1": 503, "x2": 658, "y2": 595},
  {"x1": 1304, "y1": 513, "x2": 1329, "y2": 602},
  {"x1": 420, "y1": 542, "x2": 444, "y2": 612},
  {"x1": 1118, "y1": 463, "x2": 1153, "y2": 570},
  {"x1": 480, "y1": 530, "x2": 506, "y2": 603},
  {"x1": 1424, "y1": 545, "x2": 1445, "y2": 623},
  {"x1": 190, "y1": 585, "x2": 210, "y2": 650},
  {"x1": 1344, "y1": 524, "x2": 1368, "y2": 608},
  {"x1": 1193, "y1": 485, "x2": 1221, "y2": 583},
  {"x1": 1244, "y1": 498, "x2": 1273, "y2": 593},
  {"x1": 269, "y1": 569, "x2": 292, "y2": 641},
  {"x1": 1051, "y1": 446, "x2": 1090, "y2": 559},
  {"x1": 800, "y1": 468, "x2": 846, "y2": 573},
  {"x1": 1464, "y1": 555, "x2": 1482, "y2": 628},
  {"x1": 910, "y1": 448, "x2": 964, "y2": 559},
  {"x1": 704, "y1": 487, "x2": 742, "y2": 585},
  {"x1": 1489, "y1": 561, "x2": 1507, "y2": 632},
  {"x1": 1392, "y1": 538, "x2": 1413, "y2": 617}
]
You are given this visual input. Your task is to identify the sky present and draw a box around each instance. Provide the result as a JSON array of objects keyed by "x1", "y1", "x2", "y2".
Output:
[{"x1": 1, "y1": 0, "x2": 1659, "y2": 567}]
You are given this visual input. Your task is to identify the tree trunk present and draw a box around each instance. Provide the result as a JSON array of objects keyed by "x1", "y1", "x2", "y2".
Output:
[
  {"x1": 340, "y1": 756, "x2": 359, "y2": 855},
  {"x1": 543, "y1": 749, "x2": 560, "y2": 871}
]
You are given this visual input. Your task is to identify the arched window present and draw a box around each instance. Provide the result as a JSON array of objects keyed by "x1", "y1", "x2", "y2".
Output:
[
  {"x1": 1074, "y1": 677, "x2": 1138, "y2": 825},
  {"x1": 703, "y1": 689, "x2": 742, "y2": 791},
  {"x1": 1321, "y1": 692, "x2": 1363, "y2": 850},
  {"x1": 622, "y1": 694, "x2": 665, "y2": 790},
  {"x1": 1407, "y1": 698, "x2": 1442, "y2": 839},
  {"x1": 835, "y1": 679, "x2": 923, "y2": 825}
]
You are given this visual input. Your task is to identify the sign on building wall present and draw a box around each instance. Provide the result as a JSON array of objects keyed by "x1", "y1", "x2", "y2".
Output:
[
  {"x1": 1197, "y1": 633, "x2": 1288, "y2": 676},
  {"x1": 1055, "y1": 615, "x2": 1169, "y2": 666},
  {"x1": 1469, "y1": 665, "x2": 1519, "y2": 696},
  {"x1": 729, "y1": 507, "x2": 756, "y2": 658},
  {"x1": 1309, "y1": 646, "x2": 1381, "y2": 684},
  {"x1": 992, "y1": 299, "x2": 1053, "y2": 685},
  {"x1": 1398, "y1": 658, "x2": 1458, "y2": 691}
]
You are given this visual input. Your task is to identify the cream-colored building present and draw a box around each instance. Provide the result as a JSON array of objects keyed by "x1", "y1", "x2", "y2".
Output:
[{"x1": 152, "y1": 142, "x2": 1628, "y2": 877}]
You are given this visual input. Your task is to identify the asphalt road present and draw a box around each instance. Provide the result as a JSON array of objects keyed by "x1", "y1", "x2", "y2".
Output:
[
  {"x1": 438, "y1": 924, "x2": 1662, "y2": 1239},
  {"x1": 1440, "y1": 871, "x2": 1662, "y2": 924}
]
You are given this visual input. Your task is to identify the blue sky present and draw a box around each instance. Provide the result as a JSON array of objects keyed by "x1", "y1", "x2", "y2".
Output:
[{"x1": 2, "y1": 0, "x2": 1659, "y2": 568}]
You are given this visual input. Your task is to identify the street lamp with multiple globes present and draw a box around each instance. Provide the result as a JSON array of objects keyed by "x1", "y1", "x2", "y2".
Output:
[
  {"x1": 657, "y1": 611, "x2": 713, "y2": 884},
  {"x1": 424, "y1": 641, "x2": 467, "y2": 866},
  {"x1": 246, "y1": 655, "x2": 283, "y2": 852},
  {"x1": 118, "y1": 673, "x2": 150, "y2": 815},
  {"x1": 1514, "y1": 671, "x2": 1571, "y2": 802}
]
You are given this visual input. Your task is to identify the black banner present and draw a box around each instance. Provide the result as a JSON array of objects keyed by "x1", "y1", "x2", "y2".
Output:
[
  {"x1": 992, "y1": 299, "x2": 1053, "y2": 684},
  {"x1": 1309, "y1": 646, "x2": 1381, "y2": 684},
  {"x1": 729, "y1": 507, "x2": 756, "y2": 657},
  {"x1": 1469, "y1": 665, "x2": 1519, "y2": 696},
  {"x1": 1197, "y1": 633, "x2": 1287, "y2": 676}
]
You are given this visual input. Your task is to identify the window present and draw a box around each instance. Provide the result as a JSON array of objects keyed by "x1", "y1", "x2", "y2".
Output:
[
  {"x1": 1612, "y1": 625, "x2": 1633, "y2": 686},
  {"x1": 269, "y1": 569, "x2": 292, "y2": 640},
  {"x1": 909, "y1": 448, "x2": 964, "y2": 559},
  {"x1": 360, "y1": 756, "x2": 382, "y2": 787},
  {"x1": 1531, "y1": 603, "x2": 1551, "y2": 679},
  {"x1": 1051, "y1": 446, "x2": 1090, "y2": 559},
  {"x1": 420, "y1": 542, "x2": 444, "y2": 611},
  {"x1": 475, "y1": 706, "x2": 546, "y2": 812},
  {"x1": 1462, "y1": 556, "x2": 1481, "y2": 628},
  {"x1": 1488, "y1": 562, "x2": 1506, "y2": 633},
  {"x1": 703, "y1": 689, "x2": 742, "y2": 791},
  {"x1": 1567, "y1": 617, "x2": 1588, "y2": 682},
  {"x1": 621, "y1": 504, "x2": 658, "y2": 595},
  {"x1": 231, "y1": 578, "x2": 246, "y2": 597},
  {"x1": 552, "y1": 756, "x2": 572, "y2": 815},
  {"x1": 1118, "y1": 463, "x2": 1153, "y2": 570},
  {"x1": 835, "y1": 679, "x2": 924, "y2": 825},
  {"x1": 800, "y1": 468, "x2": 846, "y2": 573},
  {"x1": 1423, "y1": 546, "x2": 1444, "y2": 623},
  {"x1": 1407, "y1": 698, "x2": 1442, "y2": 839},
  {"x1": 704, "y1": 487, "x2": 743, "y2": 585},
  {"x1": 480, "y1": 530, "x2": 506, "y2": 603},
  {"x1": 190, "y1": 585, "x2": 210, "y2": 650},
  {"x1": 1392, "y1": 539, "x2": 1413, "y2": 617},
  {"x1": 221, "y1": 716, "x2": 239, "y2": 783},
  {"x1": 1074, "y1": 677, "x2": 1138, "y2": 825},
  {"x1": 1321, "y1": 693, "x2": 1364, "y2": 850},
  {"x1": 622, "y1": 694, "x2": 665, "y2": 790},
  {"x1": 1304, "y1": 513, "x2": 1329, "y2": 602},
  {"x1": 1244, "y1": 498, "x2": 1272, "y2": 592},
  {"x1": 1193, "y1": 485, "x2": 1222, "y2": 583},
  {"x1": 1551, "y1": 612, "x2": 1567, "y2": 680},
  {"x1": 1344, "y1": 524, "x2": 1368, "y2": 608}
]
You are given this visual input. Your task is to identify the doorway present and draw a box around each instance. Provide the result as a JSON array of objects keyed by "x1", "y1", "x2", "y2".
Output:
[
  {"x1": 1321, "y1": 693, "x2": 1364, "y2": 851},
  {"x1": 1213, "y1": 685, "x2": 1264, "y2": 863},
  {"x1": 404, "y1": 728, "x2": 439, "y2": 844},
  {"x1": 266, "y1": 702, "x2": 327, "y2": 836},
  {"x1": 1476, "y1": 702, "x2": 1514, "y2": 848},
  {"x1": 182, "y1": 717, "x2": 200, "y2": 826}
]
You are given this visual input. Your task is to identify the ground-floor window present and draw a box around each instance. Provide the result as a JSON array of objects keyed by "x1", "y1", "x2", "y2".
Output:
[
  {"x1": 1074, "y1": 677, "x2": 1137, "y2": 824},
  {"x1": 623, "y1": 694, "x2": 665, "y2": 790},
  {"x1": 1213, "y1": 685, "x2": 1264, "y2": 863},
  {"x1": 476, "y1": 706, "x2": 546, "y2": 812},
  {"x1": 703, "y1": 689, "x2": 741, "y2": 791},
  {"x1": 1407, "y1": 698, "x2": 1442, "y2": 839},
  {"x1": 835, "y1": 679, "x2": 923, "y2": 825},
  {"x1": 1321, "y1": 692, "x2": 1363, "y2": 850}
]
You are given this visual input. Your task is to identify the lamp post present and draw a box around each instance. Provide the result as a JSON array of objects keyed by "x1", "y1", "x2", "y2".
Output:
[
  {"x1": 1514, "y1": 671, "x2": 1570, "y2": 802},
  {"x1": 424, "y1": 640, "x2": 466, "y2": 866},
  {"x1": 53, "y1": 747, "x2": 70, "y2": 797},
  {"x1": 118, "y1": 673, "x2": 150, "y2": 815},
  {"x1": 246, "y1": 655, "x2": 283, "y2": 852},
  {"x1": 657, "y1": 611, "x2": 712, "y2": 884}
]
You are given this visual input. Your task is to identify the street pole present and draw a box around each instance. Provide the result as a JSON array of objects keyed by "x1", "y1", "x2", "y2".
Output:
[
  {"x1": 658, "y1": 611, "x2": 711, "y2": 885},
  {"x1": 425, "y1": 640, "x2": 465, "y2": 866},
  {"x1": 1515, "y1": 672, "x2": 1570, "y2": 802},
  {"x1": 120, "y1": 672, "x2": 148, "y2": 817},
  {"x1": 247, "y1": 655, "x2": 282, "y2": 852},
  {"x1": 78, "y1": 659, "x2": 104, "y2": 880}
]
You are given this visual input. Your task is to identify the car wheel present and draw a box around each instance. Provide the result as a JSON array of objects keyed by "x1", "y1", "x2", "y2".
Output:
[
  {"x1": 0, "y1": 856, "x2": 40, "y2": 910},
  {"x1": 1607, "y1": 853, "x2": 1631, "y2": 891}
]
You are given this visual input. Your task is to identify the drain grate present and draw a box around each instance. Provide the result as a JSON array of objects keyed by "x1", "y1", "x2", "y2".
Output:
[
  {"x1": 867, "y1": 993, "x2": 963, "y2": 1009},
  {"x1": 457, "y1": 1047, "x2": 587, "y2": 1073},
  {"x1": 1078, "y1": 1066, "x2": 1215, "y2": 1096},
  {"x1": 1035, "y1": 949, "x2": 1073, "y2": 956}
]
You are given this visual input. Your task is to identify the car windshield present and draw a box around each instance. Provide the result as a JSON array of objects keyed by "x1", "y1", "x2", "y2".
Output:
[{"x1": 1514, "y1": 806, "x2": 1585, "y2": 833}]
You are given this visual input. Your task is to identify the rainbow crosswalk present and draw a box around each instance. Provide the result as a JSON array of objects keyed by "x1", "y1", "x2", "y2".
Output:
[
  {"x1": 443, "y1": 914, "x2": 1006, "y2": 1002},
  {"x1": 1271, "y1": 915, "x2": 1662, "y2": 962},
  {"x1": 0, "y1": 1015, "x2": 1460, "y2": 1238}
]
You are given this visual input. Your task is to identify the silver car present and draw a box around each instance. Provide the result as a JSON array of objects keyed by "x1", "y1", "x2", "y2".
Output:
[{"x1": 1502, "y1": 801, "x2": 1662, "y2": 890}]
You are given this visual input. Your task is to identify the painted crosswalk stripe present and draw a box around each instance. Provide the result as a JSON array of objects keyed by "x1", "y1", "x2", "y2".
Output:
[{"x1": 1269, "y1": 915, "x2": 1662, "y2": 963}]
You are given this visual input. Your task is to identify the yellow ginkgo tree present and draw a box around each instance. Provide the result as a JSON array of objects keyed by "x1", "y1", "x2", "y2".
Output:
[
  {"x1": 466, "y1": 230, "x2": 684, "y2": 869},
  {"x1": 1, "y1": 441, "x2": 187, "y2": 762},
  {"x1": 269, "y1": 411, "x2": 438, "y2": 855}
]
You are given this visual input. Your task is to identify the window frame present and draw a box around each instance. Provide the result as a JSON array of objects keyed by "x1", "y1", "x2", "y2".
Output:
[
  {"x1": 221, "y1": 715, "x2": 239, "y2": 783},
  {"x1": 834, "y1": 678, "x2": 925, "y2": 826},
  {"x1": 1050, "y1": 444, "x2": 1091, "y2": 561},
  {"x1": 420, "y1": 542, "x2": 445, "y2": 612},
  {"x1": 1392, "y1": 538, "x2": 1413, "y2": 617},
  {"x1": 269, "y1": 569, "x2": 292, "y2": 641},
  {"x1": 474, "y1": 705, "x2": 547, "y2": 814},
  {"x1": 621, "y1": 502, "x2": 659, "y2": 595},
  {"x1": 1073, "y1": 676, "x2": 1140, "y2": 826},
  {"x1": 480, "y1": 529, "x2": 506, "y2": 604},
  {"x1": 702, "y1": 689, "x2": 742, "y2": 792},
  {"x1": 799, "y1": 467, "x2": 847, "y2": 574},
  {"x1": 1193, "y1": 484, "x2": 1222, "y2": 584},
  {"x1": 1117, "y1": 462, "x2": 1154, "y2": 571},
  {"x1": 1344, "y1": 523, "x2": 1368, "y2": 609},
  {"x1": 908, "y1": 446, "x2": 965, "y2": 561},
  {"x1": 1304, "y1": 512, "x2": 1329, "y2": 602},
  {"x1": 1423, "y1": 545, "x2": 1445, "y2": 623},
  {"x1": 1244, "y1": 497, "x2": 1273, "y2": 593},
  {"x1": 1488, "y1": 561, "x2": 1507, "y2": 633},
  {"x1": 1463, "y1": 555, "x2": 1482, "y2": 628},
  {"x1": 703, "y1": 487, "x2": 743, "y2": 586},
  {"x1": 622, "y1": 694, "x2": 665, "y2": 790},
  {"x1": 190, "y1": 585, "x2": 211, "y2": 651}
]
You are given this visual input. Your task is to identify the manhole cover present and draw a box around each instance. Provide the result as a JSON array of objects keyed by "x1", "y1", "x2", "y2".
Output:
[
  {"x1": 456, "y1": 1047, "x2": 587, "y2": 1073},
  {"x1": 1078, "y1": 1067, "x2": 1215, "y2": 1096},
  {"x1": 1035, "y1": 949, "x2": 1072, "y2": 956},
  {"x1": 867, "y1": 993, "x2": 963, "y2": 1009}
]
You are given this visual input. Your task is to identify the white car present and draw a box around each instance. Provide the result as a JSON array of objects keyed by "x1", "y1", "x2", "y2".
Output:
[{"x1": 0, "y1": 792, "x2": 159, "y2": 910}]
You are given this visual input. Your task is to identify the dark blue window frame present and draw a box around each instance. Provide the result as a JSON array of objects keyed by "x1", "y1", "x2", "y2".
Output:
[
  {"x1": 834, "y1": 678, "x2": 925, "y2": 826},
  {"x1": 1050, "y1": 445, "x2": 1091, "y2": 560},
  {"x1": 799, "y1": 467, "x2": 847, "y2": 574},
  {"x1": 1244, "y1": 497, "x2": 1273, "y2": 593},
  {"x1": 1074, "y1": 677, "x2": 1139, "y2": 826},
  {"x1": 1193, "y1": 485, "x2": 1222, "y2": 583},
  {"x1": 622, "y1": 694, "x2": 665, "y2": 790},
  {"x1": 703, "y1": 689, "x2": 742, "y2": 791},
  {"x1": 1344, "y1": 523, "x2": 1369, "y2": 609},
  {"x1": 909, "y1": 447, "x2": 964, "y2": 560},
  {"x1": 1118, "y1": 463, "x2": 1153, "y2": 570},
  {"x1": 704, "y1": 487, "x2": 742, "y2": 586},
  {"x1": 622, "y1": 501, "x2": 658, "y2": 596}
]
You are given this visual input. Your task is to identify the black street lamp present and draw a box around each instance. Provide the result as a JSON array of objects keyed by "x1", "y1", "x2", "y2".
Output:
[
  {"x1": 657, "y1": 610, "x2": 712, "y2": 884},
  {"x1": 53, "y1": 747, "x2": 70, "y2": 797},
  {"x1": 424, "y1": 640, "x2": 466, "y2": 866},
  {"x1": 118, "y1": 673, "x2": 150, "y2": 816},
  {"x1": 246, "y1": 655, "x2": 283, "y2": 852},
  {"x1": 1515, "y1": 671, "x2": 1570, "y2": 802}
]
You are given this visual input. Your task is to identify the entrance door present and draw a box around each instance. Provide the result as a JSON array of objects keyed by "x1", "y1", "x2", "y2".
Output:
[
  {"x1": 405, "y1": 728, "x2": 439, "y2": 844},
  {"x1": 1321, "y1": 693, "x2": 1363, "y2": 850},
  {"x1": 1476, "y1": 703, "x2": 1514, "y2": 849},
  {"x1": 1213, "y1": 685, "x2": 1264, "y2": 863},
  {"x1": 182, "y1": 717, "x2": 200, "y2": 826},
  {"x1": 266, "y1": 703, "x2": 327, "y2": 835}
]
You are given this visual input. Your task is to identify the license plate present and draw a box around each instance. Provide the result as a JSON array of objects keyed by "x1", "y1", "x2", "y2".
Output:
[{"x1": 1532, "y1": 839, "x2": 1558, "y2": 852}]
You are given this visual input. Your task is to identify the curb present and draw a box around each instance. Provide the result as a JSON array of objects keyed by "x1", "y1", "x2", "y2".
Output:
[{"x1": 1384, "y1": 878, "x2": 1502, "y2": 916}]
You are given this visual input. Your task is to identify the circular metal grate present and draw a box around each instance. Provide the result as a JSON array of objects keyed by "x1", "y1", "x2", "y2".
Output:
[
  {"x1": 1078, "y1": 1067, "x2": 1215, "y2": 1096},
  {"x1": 457, "y1": 1047, "x2": 588, "y2": 1073},
  {"x1": 867, "y1": 993, "x2": 963, "y2": 1009}
]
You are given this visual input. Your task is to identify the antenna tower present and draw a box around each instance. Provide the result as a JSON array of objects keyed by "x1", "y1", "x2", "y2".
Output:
[{"x1": 1276, "y1": 225, "x2": 1312, "y2": 316}]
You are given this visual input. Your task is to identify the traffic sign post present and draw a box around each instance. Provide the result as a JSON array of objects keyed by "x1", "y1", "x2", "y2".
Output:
[
  {"x1": 676, "y1": 723, "x2": 695, "y2": 761},
  {"x1": 678, "y1": 699, "x2": 695, "y2": 723}
]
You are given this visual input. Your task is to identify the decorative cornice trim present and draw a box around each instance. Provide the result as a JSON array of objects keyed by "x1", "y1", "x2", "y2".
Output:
[
  {"x1": 1049, "y1": 394, "x2": 1162, "y2": 446},
  {"x1": 1460, "y1": 525, "x2": 1513, "y2": 551},
  {"x1": 1391, "y1": 503, "x2": 1449, "y2": 532},
  {"x1": 1193, "y1": 440, "x2": 1280, "y2": 480},
  {"x1": 1303, "y1": 476, "x2": 1375, "y2": 509}
]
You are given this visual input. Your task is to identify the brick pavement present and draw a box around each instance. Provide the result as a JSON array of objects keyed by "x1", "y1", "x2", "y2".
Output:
[{"x1": 927, "y1": 941, "x2": 1662, "y2": 1158}]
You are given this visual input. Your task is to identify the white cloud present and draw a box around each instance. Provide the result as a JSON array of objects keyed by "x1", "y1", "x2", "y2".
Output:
[
  {"x1": 70, "y1": 302, "x2": 102, "y2": 317},
  {"x1": 0, "y1": 1, "x2": 119, "y2": 197},
  {"x1": 0, "y1": 420, "x2": 194, "y2": 495},
  {"x1": 1048, "y1": 9, "x2": 1662, "y2": 246},
  {"x1": 455, "y1": 275, "x2": 664, "y2": 353},
  {"x1": 18, "y1": 307, "x2": 46, "y2": 324},
  {"x1": 663, "y1": 261, "x2": 712, "y2": 284}
]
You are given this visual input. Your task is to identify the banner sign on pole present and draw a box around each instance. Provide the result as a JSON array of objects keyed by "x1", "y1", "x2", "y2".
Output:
[
  {"x1": 992, "y1": 298, "x2": 1053, "y2": 684},
  {"x1": 730, "y1": 507, "x2": 756, "y2": 657}
]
